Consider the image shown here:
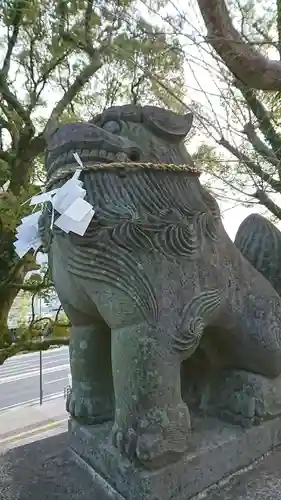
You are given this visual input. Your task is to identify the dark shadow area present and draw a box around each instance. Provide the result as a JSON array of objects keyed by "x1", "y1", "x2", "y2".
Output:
[
  {"x1": 181, "y1": 344, "x2": 215, "y2": 411},
  {"x1": 0, "y1": 431, "x2": 97, "y2": 500}
]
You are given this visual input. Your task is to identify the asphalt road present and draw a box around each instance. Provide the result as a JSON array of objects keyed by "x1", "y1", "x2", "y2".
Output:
[{"x1": 0, "y1": 346, "x2": 70, "y2": 411}]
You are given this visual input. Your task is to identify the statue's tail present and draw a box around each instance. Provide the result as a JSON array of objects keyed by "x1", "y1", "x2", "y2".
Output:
[{"x1": 235, "y1": 213, "x2": 281, "y2": 296}]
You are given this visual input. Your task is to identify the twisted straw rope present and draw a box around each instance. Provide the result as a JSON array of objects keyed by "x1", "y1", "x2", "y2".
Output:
[{"x1": 45, "y1": 161, "x2": 201, "y2": 190}]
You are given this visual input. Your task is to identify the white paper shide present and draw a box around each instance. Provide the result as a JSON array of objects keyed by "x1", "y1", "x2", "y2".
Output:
[
  {"x1": 14, "y1": 211, "x2": 43, "y2": 258},
  {"x1": 14, "y1": 154, "x2": 95, "y2": 257}
]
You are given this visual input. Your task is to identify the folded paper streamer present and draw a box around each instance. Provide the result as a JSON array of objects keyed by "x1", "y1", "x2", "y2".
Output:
[
  {"x1": 14, "y1": 211, "x2": 43, "y2": 258},
  {"x1": 13, "y1": 153, "x2": 95, "y2": 257}
]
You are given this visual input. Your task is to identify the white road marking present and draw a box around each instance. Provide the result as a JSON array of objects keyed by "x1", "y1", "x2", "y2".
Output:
[
  {"x1": 45, "y1": 377, "x2": 68, "y2": 385},
  {"x1": 3, "y1": 347, "x2": 68, "y2": 362},
  {"x1": 0, "y1": 357, "x2": 70, "y2": 377},
  {"x1": 0, "y1": 364, "x2": 69, "y2": 385},
  {"x1": 0, "y1": 391, "x2": 65, "y2": 412},
  {"x1": 1, "y1": 354, "x2": 69, "y2": 371},
  {"x1": 39, "y1": 357, "x2": 69, "y2": 367},
  {"x1": 2, "y1": 353, "x2": 67, "y2": 369},
  {"x1": 0, "y1": 347, "x2": 70, "y2": 410}
]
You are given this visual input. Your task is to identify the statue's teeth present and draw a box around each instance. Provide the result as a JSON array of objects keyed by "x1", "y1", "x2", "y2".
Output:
[
  {"x1": 106, "y1": 152, "x2": 117, "y2": 161},
  {"x1": 98, "y1": 149, "x2": 107, "y2": 159},
  {"x1": 116, "y1": 152, "x2": 129, "y2": 161}
]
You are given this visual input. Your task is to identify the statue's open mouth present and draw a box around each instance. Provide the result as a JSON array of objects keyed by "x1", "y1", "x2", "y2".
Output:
[
  {"x1": 45, "y1": 121, "x2": 142, "y2": 178},
  {"x1": 47, "y1": 147, "x2": 140, "y2": 174},
  {"x1": 74, "y1": 148, "x2": 140, "y2": 165}
]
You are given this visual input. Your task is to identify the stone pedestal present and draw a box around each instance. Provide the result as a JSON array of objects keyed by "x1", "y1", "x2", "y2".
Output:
[{"x1": 68, "y1": 415, "x2": 281, "y2": 500}]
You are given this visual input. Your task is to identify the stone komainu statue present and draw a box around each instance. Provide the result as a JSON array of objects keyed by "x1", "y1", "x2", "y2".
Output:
[{"x1": 40, "y1": 105, "x2": 281, "y2": 470}]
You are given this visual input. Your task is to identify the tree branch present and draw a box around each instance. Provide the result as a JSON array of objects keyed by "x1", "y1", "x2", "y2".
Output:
[
  {"x1": 0, "y1": 103, "x2": 20, "y2": 147},
  {"x1": 219, "y1": 136, "x2": 281, "y2": 192},
  {"x1": 235, "y1": 80, "x2": 281, "y2": 159},
  {"x1": 0, "y1": 73, "x2": 34, "y2": 134},
  {"x1": 37, "y1": 51, "x2": 71, "y2": 87},
  {"x1": 0, "y1": 149, "x2": 14, "y2": 164},
  {"x1": 254, "y1": 189, "x2": 281, "y2": 219},
  {"x1": 27, "y1": 50, "x2": 73, "y2": 114},
  {"x1": 43, "y1": 54, "x2": 102, "y2": 137},
  {"x1": 1, "y1": 0, "x2": 25, "y2": 77},
  {"x1": 0, "y1": 116, "x2": 10, "y2": 131},
  {"x1": 243, "y1": 122, "x2": 280, "y2": 168},
  {"x1": 251, "y1": 21, "x2": 278, "y2": 51},
  {"x1": 9, "y1": 282, "x2": 53, "y2": 292},
  {"x1": 197, "y1": 0, "x2": 281, "y2": 91},
  {"x1": 85, "y1": 0, "x2": 94, "y2": 47},
  {"x1": 28, "y1": 133, "x2": 45, "y2": 158}
]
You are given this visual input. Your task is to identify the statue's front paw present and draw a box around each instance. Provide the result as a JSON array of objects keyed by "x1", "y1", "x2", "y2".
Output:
[
  {"x1": 112, "y1": 403, "x2": 191, "y2": 469},
  {"x1": 66, "y1": 387, "x2": 113, "y2": 424},
  {"x1": 209, "y1": 370, "x2": 281, "y2": 427}
]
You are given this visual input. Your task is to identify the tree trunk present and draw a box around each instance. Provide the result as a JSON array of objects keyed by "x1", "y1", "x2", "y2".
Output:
[
  {"x1": 197, "y1": 0, "x2": 281, "y2": 91},
  {"x1": 0, "y1": 229, "x2": 38, "y2": 348}
]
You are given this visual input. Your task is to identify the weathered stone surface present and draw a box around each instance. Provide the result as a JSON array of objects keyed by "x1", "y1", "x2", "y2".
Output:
[
  {"x1": 69, "y1": 414, "x2": 281, "y2": 500},
  {"x1": 235, "y1": 213, "x2": 281, "y2": 297},
  {"x1": 193, "y1": 368, "x2": 281, "y2": 428},
  {"x1": 41, "y1": 104, "x2": 281, "y2": 487},
  {"x1": 2, "y1": 427, "x2": 281, "y2": 500},
  {"x1": 206, "y1": 446, "x2": 281, "y2": 500}
]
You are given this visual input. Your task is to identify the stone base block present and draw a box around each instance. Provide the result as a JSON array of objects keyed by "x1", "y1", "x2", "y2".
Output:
[{"x1": 69, "y1": 415, "x2": 281, "y2": 500}]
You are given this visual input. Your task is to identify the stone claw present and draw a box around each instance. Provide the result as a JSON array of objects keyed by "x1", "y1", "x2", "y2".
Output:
[
  {"x1": 67, "y1": 387, "x2": 113, "y2": 424},
  {"x1": 111, "y1": 404, "x2": 191, "y2": 469},
  {"x1": 209, "y1": 370, "x2": 281, "y2": 427}
]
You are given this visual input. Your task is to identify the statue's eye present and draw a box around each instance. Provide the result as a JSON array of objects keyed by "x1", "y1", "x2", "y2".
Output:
[{"x1": 102, "y1": 121, "x2": 121, "y2": 134}]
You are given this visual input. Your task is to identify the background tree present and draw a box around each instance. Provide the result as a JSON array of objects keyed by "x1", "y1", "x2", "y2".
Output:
[
  {"x1": 197, "y1": 0, "x2": 281, "y2": 91},
  {"x1": 0, "y1": 0, "x2": 185, "y2": 362},
  {"x1": 192, "y1": 0, "x2": 281, "y2": 219},
  {"x1": 144, "y1": 0, "x2": 281, "y2": 228}
]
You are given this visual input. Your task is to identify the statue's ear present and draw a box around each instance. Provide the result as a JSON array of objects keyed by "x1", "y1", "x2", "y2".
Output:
[{"x1": 142, "y1": 106, "x2": 193, "y2": 141}]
